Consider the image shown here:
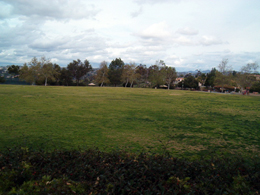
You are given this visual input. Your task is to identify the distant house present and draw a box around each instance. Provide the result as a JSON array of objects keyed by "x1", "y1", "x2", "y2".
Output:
[
  {"x1": 174, "y1": 77, "x2": 184, "y2": 85},
  {"x1": 254, "y1": 75, "x2": 260, "y2": 81},
  {"x1": 159, "y1": 85, "x2": 167, "y2": 88},
  {"x1": 214, "y1": 85, "x2": 235, "y2": 92}
]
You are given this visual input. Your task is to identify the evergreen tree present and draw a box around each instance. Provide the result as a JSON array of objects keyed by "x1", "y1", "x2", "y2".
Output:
[{"x1": 108, "y1": 58, "x2": 124, "y2": 86}]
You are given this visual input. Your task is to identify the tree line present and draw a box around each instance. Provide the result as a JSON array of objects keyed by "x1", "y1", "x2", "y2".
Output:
[
  {"x1": 13, "y1": 57, "x2": 92, "y2": 86},
  {"x1": 3, "y1": 57, "x2": 260, "y2": 92},
  {"x1": 96, "y1": 58, "x2": 177, "y2": 89}
]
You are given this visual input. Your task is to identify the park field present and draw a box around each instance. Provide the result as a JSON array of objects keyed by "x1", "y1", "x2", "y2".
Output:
[{"x1": 0, "y1": 85, "x2": 259, "y2": 159}]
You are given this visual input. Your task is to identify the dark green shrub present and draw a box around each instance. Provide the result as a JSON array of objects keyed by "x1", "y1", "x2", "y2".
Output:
[
  {"x1": 250, "y1": 81, "x2": 260, "y2": 93},
  {"x1": 0, "y1": 76, "x2": 5, "y2": 83},
  {"x1": 0, "y1": 147, "x2": 259, "y2": 194}
]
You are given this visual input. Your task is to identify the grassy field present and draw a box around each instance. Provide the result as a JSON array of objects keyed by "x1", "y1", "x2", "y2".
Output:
[{"x1": 0, "y1": 85, "x2": 259, "y2": 159}]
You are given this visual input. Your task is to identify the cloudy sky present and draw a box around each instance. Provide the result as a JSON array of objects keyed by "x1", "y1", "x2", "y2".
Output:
[{"x1": 0, "y1": 0, "x2": 260, "y2": 71}]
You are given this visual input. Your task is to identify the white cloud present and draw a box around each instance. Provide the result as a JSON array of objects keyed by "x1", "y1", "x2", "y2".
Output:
[
  {"x1": 176, "y1": 27, "x2": 198, "y2": 35},
  {"x1": 199, "y1": 36, "x2": 227, "y2": 46},
  {"x1": 196, "y1": 59, "x2": 204, "y2": 64},
  {"x1": 137, "y1": 21, "x2": 172, "y2": 39},
  {"x1": 173, "y1": 36, "x2": 195, "y2": 46}
]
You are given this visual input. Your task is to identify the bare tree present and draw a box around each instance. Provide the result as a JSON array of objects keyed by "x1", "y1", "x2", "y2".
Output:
[
  {"x1": 40, "y1": 56, "x2": 57, "y2": 86},
  {"x1": 236, "y1": 62, "x2": 259, "y2": 91},
  {"x1": 164, "y1": 66, "x2": 177, "y2": 90},
  {"x1": 95, "y1": 61, "x2": 109, "y2": 87},
  {"x1": 128, "y1": 63, "x2": 138, "y2": 88},
  {"x1": 121, "y1": 63, "x2": 136, "y2": 87},
  {"x1": 136, "y1": 64, "x2": 149, "y2": 87},
  {"x1": 214, "y1": 59, "x2": 233, "y2": 92},
  {"x1": 19, "y1": 57, "x2": 41, "y2": 85},
  {"x1": 148, "y1": 60, "x2": 166, "y2": 88}
]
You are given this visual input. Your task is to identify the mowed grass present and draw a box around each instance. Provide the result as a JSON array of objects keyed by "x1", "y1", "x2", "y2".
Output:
[{"x1": 0, "y1": 85, "x2": 259, "y2": 158}]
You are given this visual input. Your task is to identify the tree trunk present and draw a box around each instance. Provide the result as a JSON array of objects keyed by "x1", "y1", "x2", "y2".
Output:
[
  {"x1": 130, "y1": 81, "x2": 134, "y2": 88},
  {"x1": 45, "y1": 77, "x2": 47, "y2": 86},
  {"x1": 101, "y1": 73, "x2": 105, "y2": 87},
  {"x1": 125, "y1": 79, "x2": 128, "y2": 87}
]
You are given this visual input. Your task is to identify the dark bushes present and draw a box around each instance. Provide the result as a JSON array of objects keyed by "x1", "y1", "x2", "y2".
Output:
[{"x1": 0, "y1": 147, "x2": 259, "y2": 194}]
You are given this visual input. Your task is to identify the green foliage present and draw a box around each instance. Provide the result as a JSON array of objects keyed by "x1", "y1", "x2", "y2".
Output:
[
  {"x1": 19, "y1": 60, "x2": 41, "y2": 85},
  {"x1": 250, "y1": 81, "x2": 260, "y2": 92},
  {"x1": 60, "y1": 67, "x2": 73, "y2": 86},
  {"x1": 67, "y1": 59, "x2": 92, "y2": 86},
  {"x1": 183, "y1": 74, "x2": 198, "y2": 89},
  {"x1": 205, "y1": 68, "x2": 216, "y2": 87},
  {"x1": 214, "y1": 59, "x2": 233, "y2": 92},
  {"x1": 18, "y1": 56, "x2": 61, "y2": 86},
  {"x1": 7, "y1": 65, "x2": 20, "y2": 75},
  {"x1": 195, "y1": 70, "x2": 207, "y2": 86},
  {"x1": 121, "y1": 63, "x2": 137, "y2": 87},
  {"x1": 163, "y1": 66, "x2": 177, "y2": 89},
  {"x1": 0, "y1": 76, "x2": 5, "y2": 83},
  {"x1": 148, "y1": 65, "x2": 165, "y2": 87},
  {"x1": 108, "y1": 58, "x2": 124, "y2": 86},
  {"x1": 235, "y1": 72, "x2": 256, "y2": 91},
  {"x1": 236, "y1": 63, "x2": 259, "y2": 90},
  {"x1": 135, "y1": 64, "x2": 149, "y2": 87},
  {"x1": 0, "y1": 147, "x2": 260, "y2": 194}
]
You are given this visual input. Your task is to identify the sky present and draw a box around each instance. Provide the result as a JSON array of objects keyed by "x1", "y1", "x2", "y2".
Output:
[{"x1": 0, "y1": 0, "x2": 260, "y2": 71}]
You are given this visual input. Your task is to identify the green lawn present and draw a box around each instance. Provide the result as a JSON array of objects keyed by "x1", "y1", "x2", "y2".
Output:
[{"x1": 0, "y1": 85, "x2": 259, "y2": 158}]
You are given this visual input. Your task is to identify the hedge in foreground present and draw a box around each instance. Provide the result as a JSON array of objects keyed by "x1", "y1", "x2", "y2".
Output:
[{"x1": 0, "y1": 147, "x2": 259, "y2": 194}]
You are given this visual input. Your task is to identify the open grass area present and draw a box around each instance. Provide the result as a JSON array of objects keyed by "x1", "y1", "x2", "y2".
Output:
[{"x1": 0, "y1": 85, "x2": 259, "y2": 158}]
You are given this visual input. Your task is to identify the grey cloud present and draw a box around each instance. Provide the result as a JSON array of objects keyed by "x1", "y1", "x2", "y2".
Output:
[
  {"x1": 0, "y1": 1, "x2": 13, "y2": 19},
  {"x1": 1, "y1": 0, "x2": 99, "y2": 20},
  {"x1": 28, "y1": 34, "x2": 110, "y2": 60},
  {"x1": 0, "y1": 18, "x2": 110, "y2": 66},
  {"x1": 0, "y1": 21, "x2": 42, "y2": 49},
  {"x1": 133, "y1": 0, "x2": 180, "y2": 5},
  {"x1": 29, "y1": 38, "x2": 69, "y2": 52},
  {"x1": 199, "y1": 36, "x2": 227, "y2": 46},
  {"x1": 131, "y1": 7, "x2": 143, "y2": 17}
]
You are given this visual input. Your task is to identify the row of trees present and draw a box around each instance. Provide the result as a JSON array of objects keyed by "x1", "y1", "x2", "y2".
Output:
[
  {"x1": 5, "y1": 57, "x2": 259, "y2": 92},
  {"x1": 182, "y1": 59, "x2": 259, "y2": 92},
  {"x1": 96, "y1": 58, "x2": 259, "y2": 92},
  {"x1": 95, "y1": 58, "x2": 177, "y2": 89},
  {"x1": 16, "y1": 57, "x2": 177, "y2": 89},
  {"x1": 17, "y1": 57, "x2": 92, "y2": 86}
]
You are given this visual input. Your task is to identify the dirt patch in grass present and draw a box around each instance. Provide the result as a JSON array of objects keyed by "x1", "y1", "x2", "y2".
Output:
[
  {"x1": 214, "y1": 108, "x2": 260, "y2": 119},
  {"x1": 166, "y1": 140, "x2": 207, "y2": 152},
  {"x1": 245, "y1": 145, "x2": 260, "y2": 153}
]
